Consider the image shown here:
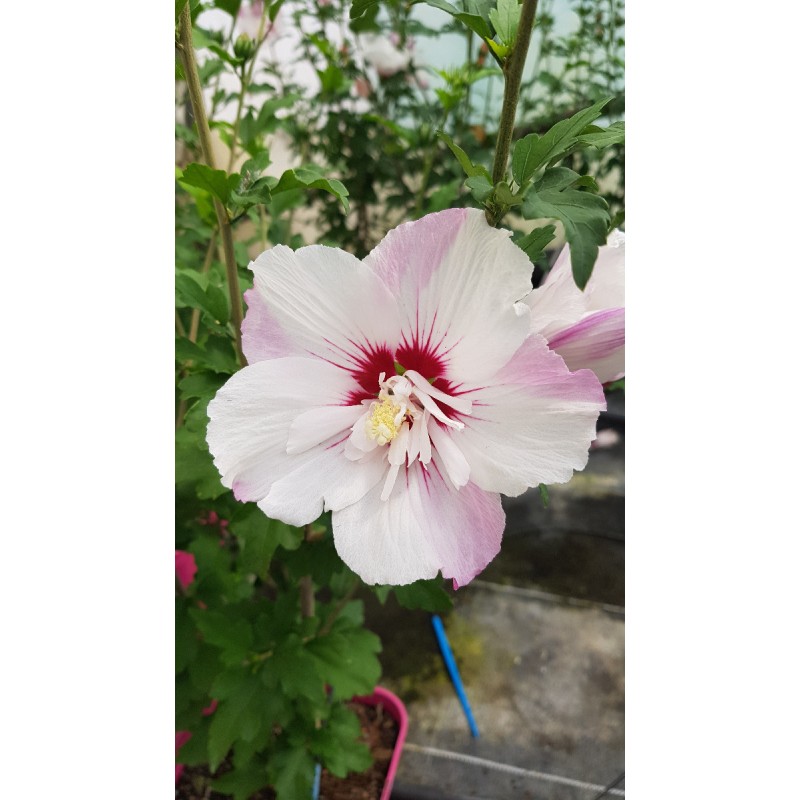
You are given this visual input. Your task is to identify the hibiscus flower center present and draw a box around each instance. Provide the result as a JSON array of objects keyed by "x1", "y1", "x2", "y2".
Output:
[{"x1": 346, "y1": 369, "x2": 474, "y2": 501}]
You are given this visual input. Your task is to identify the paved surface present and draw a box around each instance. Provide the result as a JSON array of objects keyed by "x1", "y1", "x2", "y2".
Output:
[{"x1": 364, "y1": 397, "x2": 625, "y2": 799}]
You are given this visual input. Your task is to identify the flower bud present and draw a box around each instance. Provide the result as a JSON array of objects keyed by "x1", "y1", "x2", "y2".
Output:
[{"x1": 233, "y1": 33, "x2": 256, "y2": 63}]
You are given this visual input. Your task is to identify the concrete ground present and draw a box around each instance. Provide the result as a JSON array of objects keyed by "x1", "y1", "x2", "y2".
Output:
[{"x1": 364, "y1": 396, "x2": 625, "y2": 799}]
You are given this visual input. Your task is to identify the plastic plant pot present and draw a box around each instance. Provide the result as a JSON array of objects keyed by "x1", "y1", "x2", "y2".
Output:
[{"x1": 352, "y1": 686, "x2": 409, "y2": 800}]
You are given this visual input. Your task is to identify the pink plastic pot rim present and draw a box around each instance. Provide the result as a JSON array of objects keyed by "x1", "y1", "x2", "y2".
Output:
[{"x1": 352, "y1": 686, "x2": 409, "y2": 800}]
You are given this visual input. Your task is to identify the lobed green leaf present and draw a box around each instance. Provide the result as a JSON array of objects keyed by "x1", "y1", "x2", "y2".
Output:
[
  {"x1": 522, "y1": 167, "x2": 610, "y2": 289},
  {"x1": 515, "y1": 223, "x2": 557, "y2": 264},
  {"x1": 488, "y1": 0, "x2": 521, "y2": 47}
]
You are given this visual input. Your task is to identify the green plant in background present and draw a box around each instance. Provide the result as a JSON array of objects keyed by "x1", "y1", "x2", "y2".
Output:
[{"x1": 175, "y1": 0, "x2": 624, "y2": 795}]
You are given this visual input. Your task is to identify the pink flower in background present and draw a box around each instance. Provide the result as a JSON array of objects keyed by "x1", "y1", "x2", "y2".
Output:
[
  {"x1": 175, "y1": 730, "x2": 192, "y2": 782},
  {"x1": 207, "y1": 209, "x2": 605, "y2": 586},
  {"x1": 175, "y1": 550, "x2": 197, "y2": 591},
  {"x1": 526, "y1": 230, "x2": 625, "y2": 384}
]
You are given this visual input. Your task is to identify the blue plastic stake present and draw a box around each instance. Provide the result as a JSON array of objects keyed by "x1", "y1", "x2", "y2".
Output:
[
  {"x1": 431, "y1": 614, "x2": 480, "y2": 738},
  {"x1": 312, "y1": 762, "x2": 322, "y2": 799}
]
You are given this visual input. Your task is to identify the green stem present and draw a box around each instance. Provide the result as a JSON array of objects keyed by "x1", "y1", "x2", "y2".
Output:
[
  {"x1": 177, "y1": 4, "x2": 245, "y2": 368},
  {"x1": 487, "y1": 0, "x2": 540, "y2": 225},
  {"x1": 414, "y1": 112, "x2": 449, "y2": 219},
  {"x1": 226, "y1": 8, "x2": 273, "y2": 172}
]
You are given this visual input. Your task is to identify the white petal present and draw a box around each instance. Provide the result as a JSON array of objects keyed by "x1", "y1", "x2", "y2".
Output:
[
  {"x1": 286, "y1": 405, "x2": 365, "y2": 455},
  {"x1": 332, "y1": 461, "x2": 505, "y2": 586},
  {"x1": 364, "y1": 208, "x2": 533, "y2": 384},
  {"x1": 207, "y1": 358, "x2": 382, "y2": 524},
  {"x1": 456, "y1": 335, "x2": 606, "y2": 495},
  {"x1": 249, "y1": 243, "x2": 401, "y2": 395},
  {"x1": 260, "y1": 446, "x2": 387, "y2": 526}
]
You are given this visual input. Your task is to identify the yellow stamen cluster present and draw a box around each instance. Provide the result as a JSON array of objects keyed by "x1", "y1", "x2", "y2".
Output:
[{"x1": 366, "y1": 398, "x2": 403, "y2": 445}]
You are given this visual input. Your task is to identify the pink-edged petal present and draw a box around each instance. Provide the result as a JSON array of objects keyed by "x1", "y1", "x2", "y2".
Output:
[
  {"x1": 207, "y1": 357, "x2": 370, "y2": 520},
  {"x1": 363, "y1": 208, "x2": 533, "y2": 384},
  {"x1": 527, "y1": 229, "x2": 625, "y2": 340},
  {"x1": 455, "y1": 334, "x2": 606, "y2": 496},
  {"x1": 332, "y1": 459, "x2": 505, "y2": 586},
  {"x1": 241, "y1": 287, "x2": 303, "y2": 363},
  {"x1": 248, "y1": 244, "x2": 401, "y2": 393},
  {"x1": 547, "y1": 308, "x2": 625, "y2": 384}
]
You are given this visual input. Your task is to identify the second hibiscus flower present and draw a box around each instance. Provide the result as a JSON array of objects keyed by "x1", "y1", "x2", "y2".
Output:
[{"x1": 207, "y1": 209, "x2": 620, "y2": 587}]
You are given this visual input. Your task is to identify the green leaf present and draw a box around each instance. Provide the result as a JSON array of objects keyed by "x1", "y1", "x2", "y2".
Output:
[
  {"x1": 436, "y1": 131, "x2": 491, "y2": 180},
  {"x1": 189, "y1": 608, "x2": 254, "y2": 664},
  {"x1": 393, "y1": 578, "x2": 454, "y2": 612},
  {"x1": 488, "y1": 0, "x2": 520, "y2": 47},
  {"x1": 465, "y1": 174, "x2": 493, "y2": 202},
  {"x1": 179, "y1": 163, "x2": 239, "y2": 206},
  {"x1": 515, "y1": 224, "x2": 556, "y2": 264},
  {"x1": 576, "y1": 120, "x2": 625, "y2": 149},
  {"x1": 269, "y1": 635, "x2": 326, "y2": 702},
  {"x1": 487, "y1": 38, "x2": 510, "y2": 59},
  {"x1": 213, "y1": 0, "x2": 242, "y2": 16},
  {"x1": 494, "y1": 180, "x2": 522, "y2": 207},
  {"x1": 372, "y1": 585, "x2": 391, "y2": 604},
  {"x1": 175, "y1": 425, "x2": 228, "y2": 499},
  {"x1": 307, "y1": 627, "x2": 381, "y2": 699},
  {"x1": 212, "y1": 761, "x2": 269, "y2": 800},
  {"x1": 349, "y1": 0, "x2": 378, "y2": 18},
  {"x1": 207, "y1": 42, "x2": 240, "y2": 67},
  {"x1": 175, "y1": 336, "x2": 239, "y2": 375},
  {"x1": 231, "y1": 510, "x2": 302, "y2": 578},
  {"x1": 178, "y1": 372, "x2": 227, "y2": 404},
  {"x1": 271, "y1": 167, "x2": 350, "y2": 213},
  {"x1": 230, "y1": 176, "x2": 273, "y2": 209},
  {"x1": 416, "y1": 0, "x2": 493, "y2": 39},
  {"x1": 269, "y1": 0, "x2": 286, "y2": 21},
  {"x1": 268, "y1": 746, "x2": 316, "y2": 800},
  {"x1": 207, "y1": 674, "x2": 262, "y2": 771},
  {"x1": 522, "y1": 168, "x2": 610, "y2": 289},
  {"x1": 511, "y1": 132, "x2": 540, "y2": 185},
  {"x1": 513, "y1": 98, "x2": 613, "y2": 181},
  {"x1": 240, "y1": 150, "x2": 271, "y2": 176},
  {"x1": 311, "y1": 704, "x2": 372, "y2": 777},
  {"x1": 176, "y1": 271, "x2": 229, "y2": 323},
  {"x1": 538, "y1": 483, "x2": 550, "y2": 508}
]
